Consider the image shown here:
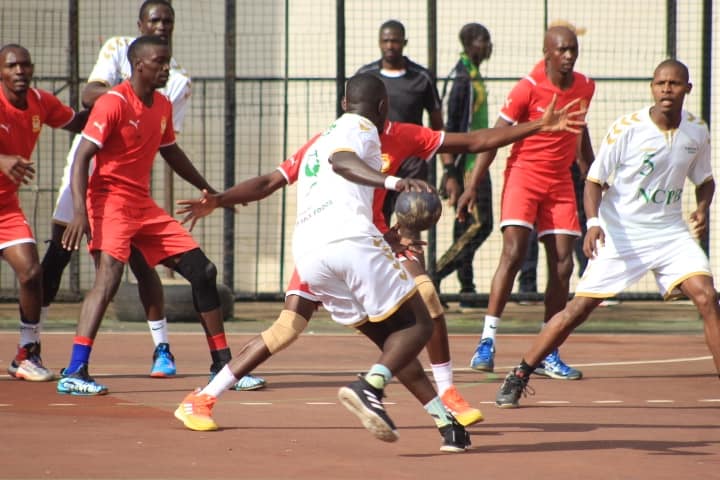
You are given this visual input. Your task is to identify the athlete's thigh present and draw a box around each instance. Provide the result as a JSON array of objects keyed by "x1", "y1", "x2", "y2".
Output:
[
  {"x1": 653, "y1": 234, "x2": 712, "y2": 298},
  {"x1": 132, "y1": 204, "x2": 199, "y2": 267},
  {"x1": 536, "y1": 178, "x2": 580, "y2": 236}
]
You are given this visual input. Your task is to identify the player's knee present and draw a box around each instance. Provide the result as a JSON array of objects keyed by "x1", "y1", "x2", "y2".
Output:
[
  {"x1": 260, "y1": 309, "x2": 308, "y2": 354},
  {"x1": 414, "y1": 274, "x2": 444, "y2": 318},
  {"x1": 175, "y1": 248, "x2": 221, "y2": 312},
  {"x1": 17, "y1": 262, "x2": 42, "y2": 288}
]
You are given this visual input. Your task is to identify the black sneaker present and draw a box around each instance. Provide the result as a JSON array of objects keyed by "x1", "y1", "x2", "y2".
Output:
[
  {"x1": 439, "y1": 418, "x2": 471, "y2": 453},
  {"x1": 338, "y1": 378, "x2": 399, "y2": 442},
  {"x1": 496, "y1": 369, "x2": 534, "y2": 408}
]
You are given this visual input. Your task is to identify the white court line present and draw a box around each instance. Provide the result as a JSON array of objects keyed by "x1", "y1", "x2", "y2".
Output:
[
  {"x1": 0, "y1": 403, "x2": 11, "y2": 407},
  {"x1": 48, "y1": 403, "x2": 76, "y2": 407},
  {"x1": 699, "y1": 399, "x2": 720, "y2": 402},
  {"x1": 306, "y1": 402, "x2": 335, "y2": 405},
  {"x1": 240, "y1": 402, "x2": 273, "y2": 405},
  {"x1": 536, "y1": 400, "x2": 571, "y2": 404},
  {"x1": 646, "y1": 400, "x2": 674, "y2": 403},
  {"x1": 592, "y1": 400, "x2": 624, "y2": 404}
]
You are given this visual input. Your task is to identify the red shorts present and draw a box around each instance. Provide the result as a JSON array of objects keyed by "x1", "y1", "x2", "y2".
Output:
[
  {"x1": 500, "y1": 167, "x2": 580, "y2": 238},
  {"x1": 0, "y1": 204, "x2": 35, "y2": 250},
  {"x1": 87, "y1": 196, "x2": 198, "y2": 266}
]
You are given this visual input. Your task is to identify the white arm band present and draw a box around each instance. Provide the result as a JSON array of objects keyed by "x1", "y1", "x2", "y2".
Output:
[
  {"x1": 384, "y1": 175, "x2": 401, "y2": 191},
  {"x1": 586, "y1": 217, "x2": 601, "y2": 229}
]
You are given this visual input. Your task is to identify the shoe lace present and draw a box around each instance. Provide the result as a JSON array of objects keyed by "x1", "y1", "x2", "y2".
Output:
[
  {"x1": 503, "y1": 373, "x2": 535, "y2": 398},
  {"x1": 191, "y1": 393, "x2": 216, "y2": 416}
]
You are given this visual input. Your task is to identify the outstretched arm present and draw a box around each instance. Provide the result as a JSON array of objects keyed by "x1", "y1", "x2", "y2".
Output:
[
  {"x1": 330, "y1": 151, "x2": 431, "y2": 192},
  {"x1": 176, "y1": 170, "x2": 288, "y2": 230}
]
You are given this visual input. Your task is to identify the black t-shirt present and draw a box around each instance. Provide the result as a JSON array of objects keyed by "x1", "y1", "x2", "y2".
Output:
[{"x1": 356, "y1": 57, "x2": 442, "y2": 125}]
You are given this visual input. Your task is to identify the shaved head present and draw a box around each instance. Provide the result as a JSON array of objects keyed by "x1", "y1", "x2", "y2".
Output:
[
  {"x1": 544, "y1": 26, "x2": 577, "y2": 53},
  {"x1": 654, "y1": 58, "x2": 689, "y2": 83},
  {"x1": 345, "y1": 73, "x2": 386, "y2": 107}
]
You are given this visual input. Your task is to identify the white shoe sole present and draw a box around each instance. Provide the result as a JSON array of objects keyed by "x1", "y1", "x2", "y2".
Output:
[{"x1": 338, "y1": 387, "x2": 399, "y2": 442}]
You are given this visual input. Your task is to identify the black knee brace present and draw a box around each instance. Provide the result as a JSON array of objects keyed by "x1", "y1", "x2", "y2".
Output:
[
  {"x1": 41, "y1": 239, "x2": 74, "y2": 304},
  {"x1": 174, "y1": 248, "x2": 221, "y2": 313}
]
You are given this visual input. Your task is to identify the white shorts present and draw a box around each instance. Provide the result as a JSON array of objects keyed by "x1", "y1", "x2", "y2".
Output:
[
  {"x1": 294, "y1": 236, "x2": 417, "y2": 326},
  {"x1": 52, "y1": 136, "x2": 94, "y2": 224},
  {"x1": 576, "y1": 230, "x2": 712, "y2": 300}
]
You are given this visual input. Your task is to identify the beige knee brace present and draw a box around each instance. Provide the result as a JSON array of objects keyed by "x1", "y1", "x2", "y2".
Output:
[
  {"x1": 414, "y1": 274, "x2": 444, "y2": 318},
  {"x1": 260, "y1": 309, "x2": 308, "y2": 354}
]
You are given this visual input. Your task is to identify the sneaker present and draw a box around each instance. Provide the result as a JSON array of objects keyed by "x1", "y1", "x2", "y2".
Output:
[
  {"x1": 150, "y1": 343, "x2": 176, "y2": 378},
  {"x1": 8, "y1": 342, "x2": 55, "y2": 382},
  {"x1": 469, "y1": 338, "x2": 495, "y2": 372},
  {"x1": 174, "y1": 389, "x2": 219, "y2": 431},
  {"x1": 439, "y1": 418, "x2": 472, "y2": 452},
  {"x1": 338, "y1": 378, "x2": 399, "y2": 442},
  {"x1": 230, "y1": 374, "x2": 267, "y2": 391},
  {"x1": 210, "y1": 362, "x2": 268, "y2": 391},
  {"x1": 496, "y1": 369, "x2": 534, "y2": 408},
  {"x1": 56, "y1": 363, "x2": 109, "y2": 396},
  {"x1": 441, "y1": 386, "x2": 483, "y2": 427},
  {"x1": 534, "y1": 349, "x2": 583, "y2": 380}
]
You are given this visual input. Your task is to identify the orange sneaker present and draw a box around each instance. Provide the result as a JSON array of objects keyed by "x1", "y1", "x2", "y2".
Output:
[
  {"x1": 174, "y1": 389, "x2": 219, "y2": 431},
  {"x1": 441, "y1": 385, "x2": 483, "y2": 427}
]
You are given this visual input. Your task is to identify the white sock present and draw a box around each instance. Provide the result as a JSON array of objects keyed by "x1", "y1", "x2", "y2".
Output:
[
  {"x1": 19, "y1": 321, "x2": 40, "y2": 346},
  {"x1": 482, "y1": 315, "x2": 500, "y2": 340},
  {"x1": 147, "y1": 318, "x2": 169, "y2": 346},
  {"x1": 430, "y1": 361, "x2": 453, "y2": 396},
  {"x1": 200, "y1": 364, "x2": 237, "y2": 398}
]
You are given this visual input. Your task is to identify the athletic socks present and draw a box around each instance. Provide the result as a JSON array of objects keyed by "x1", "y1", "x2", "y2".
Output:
[
  {"x1": 430, "y1": 360, "x2": 453, "y2": 396},
  {"x1": 516, "y1": 359, "x2": 535, "y2": 378},
  {"x1": 19, "y1": 321, "x2": 40, "y2": 346},
  {"x1": 481, "y1": 315, "x2": 500, "y2": 340},
  {"x1": 201, "y1": 364, "x2": 236, "y2": 398},
  {"x1": 147, "y1": 318, "x2": 169, "y2": 346},
  {"x1": 424, "y1": 395, "x2": 454, "y2": 428},
  {"x1": 66, "y1": 336, "x2": 93, "y2": 374},
  {"x1": 364, "y1": 363, "x2": 392, "y2": 390}
]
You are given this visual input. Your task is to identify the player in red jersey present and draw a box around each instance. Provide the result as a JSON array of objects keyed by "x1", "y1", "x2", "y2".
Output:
[
  {"x1": 54, "y1": 36, "x2": 231, "y2": 396},
  {"x1": 171, "y1": 94, "x2": 584, "y2": 433},
  {"x1": 0, "y1": 44, "x2": 88, "y2": 382},
  {"x1": 458, "y1": 25, "x2": 595, "y2": 380}
]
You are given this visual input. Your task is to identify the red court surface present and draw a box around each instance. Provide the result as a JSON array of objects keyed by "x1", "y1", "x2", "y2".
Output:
[{"x1": 1, "y1": 331, "x2": 719, "y2": 480}]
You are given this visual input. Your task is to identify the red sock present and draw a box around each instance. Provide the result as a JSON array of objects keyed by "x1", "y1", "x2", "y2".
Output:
[{"x1": 207, "y1": 333, "x2": 228, "y2": 351}]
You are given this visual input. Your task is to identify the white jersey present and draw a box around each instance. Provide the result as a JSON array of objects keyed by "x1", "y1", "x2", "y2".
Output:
[
  {"x1": 588, "y1": 106, "x2": 712, "y2": 242},
  {"x1": 87, "y1": 36, "x2": 191, "y2": 131},
  {"x1": 53, "y1": 36, "x2": 191, "y2": 223},
  {"x1": 292, "y1": 113, "x2": 383, "y2": 258}
]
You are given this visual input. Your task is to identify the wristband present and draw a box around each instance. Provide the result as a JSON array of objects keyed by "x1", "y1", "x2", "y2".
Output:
[
  {"x1": 384, "y1": 175, "x2": 401, "y2": 191},
  {"x1": 586, "y1": 217, "x2": 601, "y2": 229}
]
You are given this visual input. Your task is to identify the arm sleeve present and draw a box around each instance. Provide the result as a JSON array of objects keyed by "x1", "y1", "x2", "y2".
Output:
[
  {"x1": 445, "y1": 75, "x2": 469, "y2": 133},
  {"x1": 688, "y1": 128, "x2": 712, "y2": 186},
  {"x1": 587, "y1": 120, "x2": 624, "y2": 184},
  {"x1": 499, "y1": 78, "x2": 532, "y2": 124},
  {"x1": 86, "y1": 37, "x2": 130, "y2": 86},
  {"x1": 81, "y1": 94, "x2": 123, "y2": 148},
  {"x1": 39, "y1": 90, "x2": 76, "y2": 128}
]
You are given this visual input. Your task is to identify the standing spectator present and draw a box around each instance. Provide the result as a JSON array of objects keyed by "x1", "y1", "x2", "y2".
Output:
[
  {"x1": 0, "y1": 44, "x2": 87, "y2": 381},
  {"x1": 435, "y1": 23, "x2": 494, "y2": 307},
  {"x1": 356, "y1": 19, "x2": 443, "y2": 228},
  {"x1": 497, "y1": 59, "x2": 720, "y2": 407},
  {"x1": 457, "y1": 25, "x2": 594, "y2": 380},
  {"x1": 39, "y1": 0, "x2": 265, "y2": 389},
  {"x1": 55, "y1": 36, "x2": 234, "y2": 396}
]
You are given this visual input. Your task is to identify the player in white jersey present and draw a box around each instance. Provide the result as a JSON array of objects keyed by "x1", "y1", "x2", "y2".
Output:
[
  {"x1": 39, "y1": 0, "x2": 265, "y2": 390},
  {"x1": 494, "y1": 59, "x2": 720, "y2": 409}
]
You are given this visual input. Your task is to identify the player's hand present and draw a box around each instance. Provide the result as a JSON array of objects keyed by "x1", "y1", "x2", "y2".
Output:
[
  {"x1": 0, "y1": 155, "x2": 35, "y2": 185},
  {"x1": 396, "y1": 178, "x2": 433, "y2": 193},
  {"x1": 176, "y1": 189, "x2": 220, "y2": 231},
  {"x1": 688, "y1": 210, "x2": 707, "y2": 239},
  {"x1": 444, "y1": 176, "x2": 461, "y2": 207},
  {"x1": 385, "y1": 224, "x2": 426, "y2": 255},
  {"x1": 583, "y1": 226, "x2": 605, "y2": 259},
  {"x1": 539, "y1": 94, "x2": 587, "y2": 134},
  {"x1": 455, "y1": 188, "x2": 477, "y2": 222},
  {"x1": 61, "y1": 214, "x2": 90, "y2": 251}
]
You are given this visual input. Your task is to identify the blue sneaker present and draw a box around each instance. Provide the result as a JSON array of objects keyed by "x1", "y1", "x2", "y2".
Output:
[
  {"x1": 535, "y1": 349, "x2": 582, "y2": 380},
  {"x1": 230, "y1": 374, "x2": 267, "y2": 391},
  {"x1": 469, "y1": 338, "x2": 495, "y2": 372},
  {"x1": 150, "y1": 343, "x2": 176, "y2": 378},
  {"x1": 57, "y1": 363, "x2": 109, "y2": 396}
]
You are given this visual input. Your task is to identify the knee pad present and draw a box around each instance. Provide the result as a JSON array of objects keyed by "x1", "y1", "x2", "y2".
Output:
[
  {"x1": 175, "y1": 248, "x2": 221, "y2": 312},
  {"x1": 414, "y1": 274, "x2": 444, "y2": 318},
  {"x1": 260, "y1": 310, "x2": 308, "y2": 354}
]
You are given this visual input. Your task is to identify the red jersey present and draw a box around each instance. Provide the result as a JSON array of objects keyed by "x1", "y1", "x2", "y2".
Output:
[
  {"x1": 0, "y1": 88, "x2": 74, "y2": 200},
  {"x1": 500, "y1": 60, "x2": 594, "y2": 176},
  {"x1": 277, "y1": 122, "x2": 443, "y2": 234},
  {"x1": 81, "y1": 80, "x2": 175, "y2": 203}
]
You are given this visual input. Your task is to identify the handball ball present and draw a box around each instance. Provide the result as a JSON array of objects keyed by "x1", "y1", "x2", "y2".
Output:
[{"x1": 394, "y1": 190, "x2": 443, "y2": 232}]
